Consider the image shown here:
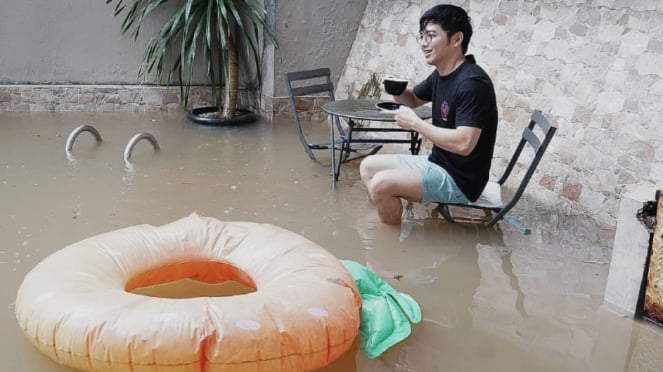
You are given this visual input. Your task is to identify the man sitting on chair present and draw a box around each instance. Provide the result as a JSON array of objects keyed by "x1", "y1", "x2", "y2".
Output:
[{"x1": 360, "y1": 4, "x2": 498, "y2": 225}]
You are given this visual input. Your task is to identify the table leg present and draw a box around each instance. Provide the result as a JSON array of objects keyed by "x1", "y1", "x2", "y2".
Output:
[
  {"x1": 337, "y1": 119, "x2": 355, "y2": 172},
  {"x1": 330, "y1": 115, "x2": 337, "y2": 189}
]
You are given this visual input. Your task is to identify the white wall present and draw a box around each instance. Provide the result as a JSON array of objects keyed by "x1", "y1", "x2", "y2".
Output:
[{"x1": 0, "y1": 1, "x2": 177, "y2": 84}]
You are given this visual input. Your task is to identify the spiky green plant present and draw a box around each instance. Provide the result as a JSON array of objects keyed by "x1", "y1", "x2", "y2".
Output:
[{"x1": 106, "y1": 0, "x2": 276, "y2": 118}]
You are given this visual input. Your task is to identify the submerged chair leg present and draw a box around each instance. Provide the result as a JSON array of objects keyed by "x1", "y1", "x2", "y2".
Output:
[
  {"x1": 488, "y1": 214, "x2": 531, "y2": 234},
  {"x1": 437, "y1": 204, "x2": 456, "y2": 223},
  {"x1": 293, "y1": 118, "x2": 318, "y2": 162},
  {"x1": 334, "y1": 138, "x2": 349, "y2": 181}
]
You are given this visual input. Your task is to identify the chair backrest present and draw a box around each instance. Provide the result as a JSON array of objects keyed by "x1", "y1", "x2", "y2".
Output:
[
  {"x1": 284, "y1": 67, "x2": 341, "y2": 128},
  {"x1": 283, "y1": 68, "x2": 345, "y2": 161},
  {"x1": 497, "y1": 109, "x2": 557, "y2": 211},
  {"x1": 284, "y1": 68, "x2": 335, "y2": 98},
  {"x1": 284, "y1": 68, "x2": 336, "y2": 117}
]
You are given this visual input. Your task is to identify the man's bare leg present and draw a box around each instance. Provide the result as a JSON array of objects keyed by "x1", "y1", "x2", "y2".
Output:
[
  {"x1": 359, "y1": 154, "x2": 401, "y2": 203},
  {"x1": 367, "y1": 168, "x2": 423, "y2": 225}
]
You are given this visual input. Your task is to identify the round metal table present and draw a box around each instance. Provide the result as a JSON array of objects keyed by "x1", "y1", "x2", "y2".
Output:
[{"x1": 321, "y1": 99, "x2": 432, "y2": 188}]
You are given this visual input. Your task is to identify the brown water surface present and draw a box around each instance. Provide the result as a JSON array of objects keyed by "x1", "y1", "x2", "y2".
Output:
[{"x1": 1, "y1": 112, "x2": 662, "y2": 372}]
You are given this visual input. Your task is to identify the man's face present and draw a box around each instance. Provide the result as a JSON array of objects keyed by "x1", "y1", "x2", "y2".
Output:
[{"x1": 419, "y1": 23, "x2": 455, "y2": 66}]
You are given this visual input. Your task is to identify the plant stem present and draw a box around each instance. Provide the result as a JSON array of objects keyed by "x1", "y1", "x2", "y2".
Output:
[{"x1": 223, "y1": 20, "x2": 238, "y2": 118}]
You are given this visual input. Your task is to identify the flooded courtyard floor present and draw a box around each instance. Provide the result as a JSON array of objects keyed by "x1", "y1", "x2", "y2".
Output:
[{"x1": 1, "y1": 112, "x2": 662, "y2": 372}]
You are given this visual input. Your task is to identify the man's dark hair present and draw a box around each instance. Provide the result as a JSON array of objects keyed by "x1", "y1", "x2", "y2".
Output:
[{"x1": 419, "y1": 4, "x2": 473, "y2": 54}]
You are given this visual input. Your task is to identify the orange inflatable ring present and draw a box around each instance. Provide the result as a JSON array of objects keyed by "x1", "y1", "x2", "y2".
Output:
[{"x1": 15, "y1": 213, "x2": 361, "y2": 371}]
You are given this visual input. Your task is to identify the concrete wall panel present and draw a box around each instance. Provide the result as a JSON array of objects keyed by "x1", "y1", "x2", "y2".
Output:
[{"x1": 0, "y1": 1, "x2": 176, "y2": 84}]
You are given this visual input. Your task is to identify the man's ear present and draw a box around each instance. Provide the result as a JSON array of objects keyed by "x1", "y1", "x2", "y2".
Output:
[{"x1": 453, "y1": 32, "x2": 464, "y2": 48}]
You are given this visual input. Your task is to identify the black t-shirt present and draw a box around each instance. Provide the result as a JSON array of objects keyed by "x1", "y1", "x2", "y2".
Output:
[{"x1": 413, "y1": 55, "x2": 498, "y2": 202}]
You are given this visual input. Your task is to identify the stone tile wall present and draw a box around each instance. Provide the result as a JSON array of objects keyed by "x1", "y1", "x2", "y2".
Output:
[
  {"x1": 0, "y1": 85, "x2": 258, "y2": 113},
  {"x1": 337, "y1": 0, "x2": 663, "y2": 230},
  {"x1": 261, "y1": 95, "x2": 331, "y2": 121}
]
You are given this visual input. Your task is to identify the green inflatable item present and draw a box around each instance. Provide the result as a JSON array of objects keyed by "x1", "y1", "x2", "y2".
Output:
[{"x1": 341, "y1": 260, "x2": 422, "y2": 358}]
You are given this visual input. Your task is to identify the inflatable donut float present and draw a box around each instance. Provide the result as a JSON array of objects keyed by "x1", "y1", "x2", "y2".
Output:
[{"x1": 15, "y1": 213, "x2": 361, "y2": 371}]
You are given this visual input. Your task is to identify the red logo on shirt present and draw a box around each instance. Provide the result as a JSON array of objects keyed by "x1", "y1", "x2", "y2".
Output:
[{"x1": 440, "y1": 101, "x2": 449, "y2": 121}]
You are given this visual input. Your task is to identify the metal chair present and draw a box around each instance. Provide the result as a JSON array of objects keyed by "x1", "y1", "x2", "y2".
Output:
[
  {"x1": 284, "y1": 68, "x2": 383, "y2": 163},
  {"x1": 437, "y1": 110, "x2": 557, "y2": 232}
]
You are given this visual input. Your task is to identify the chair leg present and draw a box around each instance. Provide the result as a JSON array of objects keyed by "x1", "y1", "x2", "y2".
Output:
[
  {"x1": 437, "y1": 204, "x2": 456, "y2": 223},
  {"x1": 410, "y1": 133, "x2": 422, "y2": 155},
  {"x1": 368, "y1": 144, "x2": 383, "y2": 156},
  {"x1": 303, "y1": 146, "x2": 317, "y2": 162},
  {"x1": 482, "y1": 208, "x2": 531, "y2": 234},
  {"x1": 330, "y1": 117, "x2": 337, "y2": 188},
  {"x1": 483, "y1": 212, "x2": 502, "y2": 228},
  {"x1": 334, "y1": 138, "x2": 348, "y2": 181},
  {"x1": 292, "y1": 118, "x2": 318, "y2": 162}
]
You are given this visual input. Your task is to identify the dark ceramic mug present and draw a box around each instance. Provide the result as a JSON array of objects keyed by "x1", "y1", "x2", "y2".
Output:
[{"x1": 383, "y1": 77, "x2": 408, "y2": 95}]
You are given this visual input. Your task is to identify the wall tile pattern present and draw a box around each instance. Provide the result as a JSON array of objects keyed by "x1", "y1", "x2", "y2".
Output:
[{"x1": 0, "y1": 85, "x2": 258, "y2": 113}]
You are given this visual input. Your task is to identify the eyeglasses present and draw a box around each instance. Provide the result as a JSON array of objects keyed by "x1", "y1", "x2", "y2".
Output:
[{"x1": 417, "y1": 33, "x2": 437, "y2": 44}]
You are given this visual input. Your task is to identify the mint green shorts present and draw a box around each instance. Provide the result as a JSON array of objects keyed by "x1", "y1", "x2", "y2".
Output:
[{"x1": 397, "y1": 155, "x2": 470, "y2": 204}]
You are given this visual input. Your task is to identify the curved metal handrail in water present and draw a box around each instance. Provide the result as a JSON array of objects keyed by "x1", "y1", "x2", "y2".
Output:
[
  {"x1": 124, "y1": 132, "x2": 160, "y2": 163},
  {"x1": 65, "y1": 124, "x2": 103, "y2": 152}
]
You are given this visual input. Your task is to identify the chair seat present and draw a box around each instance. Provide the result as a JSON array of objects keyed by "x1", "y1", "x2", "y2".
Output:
[{"x1": 468, "y1": 181, "x2": 504, "y2": 209}]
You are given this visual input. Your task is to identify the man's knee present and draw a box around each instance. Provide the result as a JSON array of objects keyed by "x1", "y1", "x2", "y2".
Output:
[
  {"x1": 361, "y1": 154, "x2": 400, "y2": 176},
  {"x1": 359, "y1": 157, "x2": 372, "y2": 178},
  {"x1": 360, "y1": 155, "x2": 382, "y2": 177},
  {"x1": 368, "y1": 171, "x2": 394, "y2": 199}
]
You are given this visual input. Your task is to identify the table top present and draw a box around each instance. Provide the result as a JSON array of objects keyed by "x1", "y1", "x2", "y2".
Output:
[{"x1": 322, "y1": 99, "x2": 432, "y2": 122}]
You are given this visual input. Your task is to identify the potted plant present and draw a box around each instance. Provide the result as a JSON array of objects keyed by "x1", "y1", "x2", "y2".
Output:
[{"x1": 106, "y1": 0, "x2": 276, "y2": 125}]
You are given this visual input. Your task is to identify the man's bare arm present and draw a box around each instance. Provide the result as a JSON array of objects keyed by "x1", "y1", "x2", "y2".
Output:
[{"x1": 387, "y1": 106, "x2": 482, "y2": 156}]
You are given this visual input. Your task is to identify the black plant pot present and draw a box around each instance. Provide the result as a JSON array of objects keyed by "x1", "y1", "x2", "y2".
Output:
[{"x1": 187, "y1": 106, "x2": 258, "y2": 126}]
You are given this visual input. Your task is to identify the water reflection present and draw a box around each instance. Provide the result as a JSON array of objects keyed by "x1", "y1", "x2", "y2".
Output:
[
  {"x1": 359, "y1": 214, "x2": 505, "y2": 328},
  {"x1": 498, "y1": 250, "x2": 528, "y2": 318},
  {"x1": 357, "y1": 319, "x2": 561, "y2": 372}
]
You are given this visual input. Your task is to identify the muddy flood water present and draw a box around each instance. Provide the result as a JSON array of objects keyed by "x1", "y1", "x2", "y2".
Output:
[{"x1": 2, "y1": 112, "x2": 662, "y2": 372}]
